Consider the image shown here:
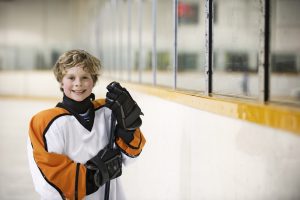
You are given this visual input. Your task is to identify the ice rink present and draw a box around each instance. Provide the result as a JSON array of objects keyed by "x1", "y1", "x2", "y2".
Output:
[{"x1": 0, "y1": 97, "x2": 58, "y2": 199}]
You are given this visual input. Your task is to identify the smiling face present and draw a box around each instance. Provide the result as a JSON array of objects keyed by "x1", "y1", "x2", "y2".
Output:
[{"x1": 61, "y1": 65, "x2": 94, "y2": 102}]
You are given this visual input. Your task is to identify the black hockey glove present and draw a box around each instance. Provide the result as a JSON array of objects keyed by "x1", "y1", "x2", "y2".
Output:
[
  {"x1": 106, "y1": 81, "x2": 143, "y2": 131},
  {"x1": 85, "y1": 147, "x2": 122, "y2": 189}
]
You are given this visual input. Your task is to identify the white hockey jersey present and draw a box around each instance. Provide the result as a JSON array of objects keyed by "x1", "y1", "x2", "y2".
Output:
[{"x1": 27, "y1": 99, "x2": 146, "y2": 200}]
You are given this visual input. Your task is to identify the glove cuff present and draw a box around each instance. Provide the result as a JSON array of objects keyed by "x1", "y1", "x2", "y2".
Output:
[
  {"x1": 86, "y1": 155, "x2": 110, "y2": 187},
  {"x1": 85, "y1": 167, "x2": 99, "y2": 195},
  {"x1": 116, "y1": 126, "x2": 135, "y2": 144}
]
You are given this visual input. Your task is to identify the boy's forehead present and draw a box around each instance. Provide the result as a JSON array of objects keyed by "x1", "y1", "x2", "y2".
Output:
[{"x1": 64, "y1": 65, "x2": 90, "y2": 74}]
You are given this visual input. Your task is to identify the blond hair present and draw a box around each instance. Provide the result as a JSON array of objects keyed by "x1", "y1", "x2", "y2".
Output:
[{"x1": 53, "y1": 49, "x2": 101, "y2": 90}]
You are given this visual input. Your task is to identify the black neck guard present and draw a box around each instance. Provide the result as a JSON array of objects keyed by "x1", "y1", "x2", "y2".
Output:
[
  {"x1": 56, "y1": 93, "x2": 96, "y2": 131},
  {"x1": 62, "y1": 93, "x2": 95, "y2": 114}
]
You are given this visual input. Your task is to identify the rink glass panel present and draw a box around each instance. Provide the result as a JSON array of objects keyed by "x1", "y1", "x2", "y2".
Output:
[
  {"x1": 177, "y1": 0, "x2": 206, "y2": 92},
  {"x1": 270, "y1": 0, "x2": 300, "y2": 105},
  {"x1": 139, "y1": 0, "x2": 153, "y2": 85},
  {"x1": 130, "y1": 0, "x2": 140, "y2": 83},
  {"x1": 212, "y1": 0, "x2": 260, "y2": 98},
  {"x1": 156, "y1": 0, "x2": 174, "y2": 88}
]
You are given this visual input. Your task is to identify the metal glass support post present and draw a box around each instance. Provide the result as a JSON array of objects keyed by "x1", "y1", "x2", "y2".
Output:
[
  {"x1": 173, "y1": 0, "x2": 178, "y2": 90},
  {"x1": 258, "y1": 0, "x2": 270, "y2": 102},
  {"x1": 152, "y1": 0, "x2": 157, "y2": 86},
  {"x1": 205, "y1": 0, "x2": 213, "y2": 95}
]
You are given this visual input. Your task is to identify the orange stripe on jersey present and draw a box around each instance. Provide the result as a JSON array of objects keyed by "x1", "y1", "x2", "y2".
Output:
[
  {"x1": 92, "y1": 99, "x2": 106, "y2": 109},
  {"x1": 116, "y1": 128, "x2": 146, "y2": 157},
  {"x1": 29, "y1": 107, "x2": 86, "y2": 200}
]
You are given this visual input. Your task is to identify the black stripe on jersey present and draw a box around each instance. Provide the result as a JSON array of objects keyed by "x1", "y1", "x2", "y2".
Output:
[
  {"x1": 75, "y1": 163, "x2": 80, "y2": 200},
  {"x1": 115, "y1": 142, "x2": 142, "y2": 158},
  {"x1": 42, "y1": 113, "x2": 71, "y2": 151},
  {"x1": 124, "y1": 131, "x2": 143, "y2": 150}
]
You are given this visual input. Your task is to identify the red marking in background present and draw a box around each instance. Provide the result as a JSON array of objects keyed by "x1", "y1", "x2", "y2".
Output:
[{"x1": 178, "y1": 2, "x2": 192, "y2": 17}]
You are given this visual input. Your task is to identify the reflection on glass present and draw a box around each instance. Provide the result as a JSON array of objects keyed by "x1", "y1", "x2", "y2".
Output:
[
  {"x1": 177, "y1": 0, "x2": 206, "y2": 92},
  {"x1": 117, "y1": 0, "x2": 128, "y2": 81},
  {"x1": 131, "y1": 1, "x2": 139, "y2": 83},
  {"x1": 100, "y1": 1, "x2": 128, "y2": 80},
  {"x1": 140, "y1": 0, "x2": 153, "y2": 85},
  {"x1": 100, "y1": 2, "x2": 113, "y2": 78},
  {"x1": 270, "y1": 0, "x2": 300, "y2": 104},
  {"x1": 0, "y1": 0, "x2": 83, "y2": 71},
  {"x1": 156, "y1": 0, "x2": 173, "y2": 88},
  {"x1": 130, "y1": 0, "x2": 153, "y2": 84},
  {"x1": 213, "y1": 0, "x2": 260, "y2": 97}
]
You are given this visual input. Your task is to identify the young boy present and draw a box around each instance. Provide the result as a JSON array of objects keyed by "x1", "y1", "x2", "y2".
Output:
[{"x1": 27, "y1": 49, "x2": 146, "y2": 200}]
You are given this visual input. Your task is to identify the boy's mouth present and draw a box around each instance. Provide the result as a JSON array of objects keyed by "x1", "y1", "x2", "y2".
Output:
[{"x1": 72, "y1": 90, "x2": 86, "y2": 94}]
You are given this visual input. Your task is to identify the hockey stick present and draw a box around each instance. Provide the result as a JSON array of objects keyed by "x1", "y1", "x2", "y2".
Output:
[{"x1": 104, "y1": 114, "x2": 117, "y2": 200}]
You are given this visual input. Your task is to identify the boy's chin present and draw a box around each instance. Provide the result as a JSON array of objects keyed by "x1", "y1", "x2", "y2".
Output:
[{"x1": 70, "y1": 94, "x2": 90, "y2": 102}]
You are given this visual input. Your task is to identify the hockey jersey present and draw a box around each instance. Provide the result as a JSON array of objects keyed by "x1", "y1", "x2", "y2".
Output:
[{"x1": 27, "y1": 99, "x2": 146, "y2": 200}]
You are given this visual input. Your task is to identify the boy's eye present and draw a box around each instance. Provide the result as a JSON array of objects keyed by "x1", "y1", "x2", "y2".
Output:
[{"x1": 68, "y1": 77, "x2": 75, "y2": 80}]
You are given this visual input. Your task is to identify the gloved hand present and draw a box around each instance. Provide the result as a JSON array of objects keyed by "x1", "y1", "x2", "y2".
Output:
[
  {"x1": 105, "y1": 81, "x2": 143, "y2": 131},
  {"x1": 85, "y1": 147, "x2": 122, "y2": 188}
]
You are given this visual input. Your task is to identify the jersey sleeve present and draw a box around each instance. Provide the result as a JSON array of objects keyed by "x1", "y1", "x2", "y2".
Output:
[
  {"x1": 28, "y1": 108, "x2": 86, "y2": 200},
  {"x1": 115, "y1": 128, "x2": 146, "y2": 158}
]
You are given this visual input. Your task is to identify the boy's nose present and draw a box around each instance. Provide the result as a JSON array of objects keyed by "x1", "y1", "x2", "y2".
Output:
[{"x1": 74, "y1": 79, "x2": 82, "y2": 86}]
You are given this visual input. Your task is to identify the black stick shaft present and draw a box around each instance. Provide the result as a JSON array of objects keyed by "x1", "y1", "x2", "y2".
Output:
[{"x1": 104, "y1": 114, "x2": 117, "y2": 200}]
